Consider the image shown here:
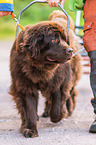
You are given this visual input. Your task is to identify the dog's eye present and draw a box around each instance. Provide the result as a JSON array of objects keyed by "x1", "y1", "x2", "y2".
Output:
[{"x1": 51, "y1": 39, "x2": 57, "y2": 43}]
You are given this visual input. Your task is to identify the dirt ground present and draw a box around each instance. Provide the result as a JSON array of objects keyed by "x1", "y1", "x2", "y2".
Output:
[{"x1": 0, "y1": 40, "x2": 96, "y2": 145}]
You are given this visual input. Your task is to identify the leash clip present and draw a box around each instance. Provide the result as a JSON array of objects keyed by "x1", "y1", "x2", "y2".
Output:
[{"x1": 11, "y1": 13, "x2": 25, "y2": 32}]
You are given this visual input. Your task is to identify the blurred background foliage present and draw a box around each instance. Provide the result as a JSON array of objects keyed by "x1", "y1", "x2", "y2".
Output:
[{"x1": 0, "y1": 0, "x2": 84, "y2": 39}]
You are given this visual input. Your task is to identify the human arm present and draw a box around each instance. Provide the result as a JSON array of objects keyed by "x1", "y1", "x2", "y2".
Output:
[
  {"x1": 0, "y1": 11, "x2": 11, "y2": 17},
  {"x1": 0, "y1": 0, "x2": 14, "y2": 17},
  {"x1": 47, "y1": 0, "x2": 66, "y2": 7}
]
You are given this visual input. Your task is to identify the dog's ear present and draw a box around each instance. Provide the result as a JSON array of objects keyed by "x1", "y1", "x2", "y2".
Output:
[
  {"x1": 23, "y1": 29, "x2": 44, "y2": 59},
  {"x1": 15, "y1": 26, "x2": 31, "y2": 52},
  {"x1": 15, "y1": 26, "x2": 44, "y2": 59},
  {"x1": 15, "y1": 31, "x2": 25, "y2": 52}
]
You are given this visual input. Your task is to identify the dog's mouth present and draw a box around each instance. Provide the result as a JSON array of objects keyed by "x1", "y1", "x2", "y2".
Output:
[
  {"x1": 46, "y1": 56, "x2": 56, "y2": 62},
  {"x1": 46, "y1": 56, "x2": 71, "y2": 63}
]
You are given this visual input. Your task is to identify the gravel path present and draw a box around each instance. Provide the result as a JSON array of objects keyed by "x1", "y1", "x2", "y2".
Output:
[{"x1": 0, "y1": 41, "x2": 96, "y2": 145}]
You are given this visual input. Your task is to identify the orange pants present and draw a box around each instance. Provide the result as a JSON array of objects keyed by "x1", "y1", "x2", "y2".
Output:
[{"x1": 83, "y1": 0, "x2": 96, "y2": 52}]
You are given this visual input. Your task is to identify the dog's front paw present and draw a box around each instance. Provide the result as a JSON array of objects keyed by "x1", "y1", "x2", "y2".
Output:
[
  {"x1": 50, "y1": 110, "x2": 62, "y2": 123},
  {"x1": 50, "y1": 115, "x2": 62, "y2": 123},
  {"x1": 22, "y1": 128, "x2": 38, "y2": 138}
]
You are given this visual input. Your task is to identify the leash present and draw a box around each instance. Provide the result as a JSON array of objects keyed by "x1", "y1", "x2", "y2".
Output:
[
  {"x1": 73, "y1": 47, "x2": 84, "y2": 57},
  {"x1": 11, "y1": 13, "x2": 25, "y2": 31},
  {"x1": 15, "y1": 0, "x2": 70, "y2": 37}
]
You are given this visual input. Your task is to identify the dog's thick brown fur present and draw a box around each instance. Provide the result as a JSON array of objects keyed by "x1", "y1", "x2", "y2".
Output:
[{"x1": 10, "y1": 11, "x2": 82, "y2": 138}]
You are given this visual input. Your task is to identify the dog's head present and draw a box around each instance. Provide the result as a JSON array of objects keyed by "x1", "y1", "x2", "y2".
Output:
[
  {"x1": 49, "y1": 10, "x2": 82, "y2": 53},
  {"x1": 16, "y1": 21, "x2": 73, "y2": 67}
]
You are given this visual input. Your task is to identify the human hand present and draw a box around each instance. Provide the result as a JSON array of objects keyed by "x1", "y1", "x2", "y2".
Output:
[
  {"x1": 46, "y1": 0, "x2": 65, "y2": 7},
  {"x1": 0, "y1": 11, "x2": 11, "y2": 17}
]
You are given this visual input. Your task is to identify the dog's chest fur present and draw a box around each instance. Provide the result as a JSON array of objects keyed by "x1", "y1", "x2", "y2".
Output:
[
  {"x1": 20, "y1": 57, "x2": 72, "y2": 89},
  {"x1": 37, "y1": 63, "x2": 72, "y2": 97},
  {"x1": 16, "y1": 53, "x2": 72, "y2": 93}
]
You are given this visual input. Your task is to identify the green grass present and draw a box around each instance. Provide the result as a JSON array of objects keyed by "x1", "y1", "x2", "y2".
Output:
[
  {"x1": 0, "y1": 0, "x2": 84, "y2": 39},
  {"x1": 0, "y1": 17, "x2": 15, "y2": 39}
]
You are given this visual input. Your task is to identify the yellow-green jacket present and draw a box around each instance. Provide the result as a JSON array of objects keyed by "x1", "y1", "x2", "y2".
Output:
[{"x1": 69, "y1": 0, "x2": 85, "y2": 11}]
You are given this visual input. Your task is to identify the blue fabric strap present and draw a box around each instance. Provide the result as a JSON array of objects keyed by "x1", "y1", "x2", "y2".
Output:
[{"x1": 0, "y1": 3, "x2": 14, "y2": 12}]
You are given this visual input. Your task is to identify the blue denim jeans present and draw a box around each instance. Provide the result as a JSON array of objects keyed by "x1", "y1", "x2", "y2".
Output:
[{"x1": 88, "y1": 50, "x2": 96, "y2": 114}]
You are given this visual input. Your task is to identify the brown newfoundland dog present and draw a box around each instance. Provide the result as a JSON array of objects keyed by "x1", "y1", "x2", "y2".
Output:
[{"x1": 10, "y1": 13, "x2": 82, "y2": 137}]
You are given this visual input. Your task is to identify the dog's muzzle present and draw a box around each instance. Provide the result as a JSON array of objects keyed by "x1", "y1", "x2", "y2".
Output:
[{"x1": 66, "y1": 48, "x2": 73, "y2": 55}]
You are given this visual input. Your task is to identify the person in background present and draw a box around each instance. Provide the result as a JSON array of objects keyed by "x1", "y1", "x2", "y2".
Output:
[
  {"x1": 48, "y1": 0, "x2": 96, "y2": 133},
  {"x1": 0, "y1": 0, "x2": 65, "y2": 16},
  {"x1": 0, "y1": 0, "x2": 14, "y2": 17},
  {"x1": 0, "y1": 11, "x2": 11, "y2": 16},
  {"x1": 48, "y1": 0, "x2": 65, "y2": 7}
]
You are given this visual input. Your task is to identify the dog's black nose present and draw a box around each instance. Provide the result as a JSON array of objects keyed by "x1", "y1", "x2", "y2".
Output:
[{"x1": 66, "y1": 48, "x2": 73, "y2": 55}]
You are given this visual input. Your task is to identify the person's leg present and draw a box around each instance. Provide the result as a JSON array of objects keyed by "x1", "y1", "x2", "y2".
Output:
[
  {"x1": 83, "y1": 0, "x2": 96, "y2": 133},
  {"x1": 88, "y1": 50, "x2": 96, "y2": 133}
]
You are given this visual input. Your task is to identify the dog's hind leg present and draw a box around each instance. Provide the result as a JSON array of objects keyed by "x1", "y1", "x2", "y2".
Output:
[
  {"x1": 60, "y1": 82, "x2": 72, "y2": 118},
  {"x1": 66, "y1": 97, "x2": 74, "y2": 116},
  {"x1": 42, "y1": 100, "x2": 50, "y2": 117},
  {"x1": 66, "y1": 87, "x2": 78, "y2": 116},
  {"x1": 71, "y1": 87, "x2": 78, "y2": 110}
]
